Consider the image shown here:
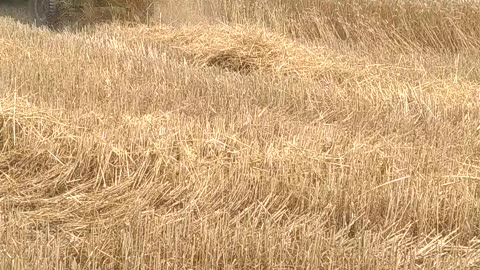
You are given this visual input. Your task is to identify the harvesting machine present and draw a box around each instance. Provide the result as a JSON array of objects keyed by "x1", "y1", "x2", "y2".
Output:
[{"x1": 29, "y1": 0, "x2": 151, "y2": 28}]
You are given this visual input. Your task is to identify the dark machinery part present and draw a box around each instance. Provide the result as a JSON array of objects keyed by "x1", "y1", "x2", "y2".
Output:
[
  {"x1": 25, "y1": 0, "x2": 152, "y2": 29},
  {"x1": 29, "y1": 0, "x2": 59, "y2": 27}
]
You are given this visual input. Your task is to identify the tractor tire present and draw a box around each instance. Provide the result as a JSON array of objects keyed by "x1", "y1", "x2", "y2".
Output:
[{"x1": 29, "y1": 0, "x2": 59, "y2": 28}]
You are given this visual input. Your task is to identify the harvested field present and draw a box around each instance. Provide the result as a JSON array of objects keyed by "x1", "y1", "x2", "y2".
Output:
[{"x1": 1, "y1": 0, "x2": 480, "y2": 269}]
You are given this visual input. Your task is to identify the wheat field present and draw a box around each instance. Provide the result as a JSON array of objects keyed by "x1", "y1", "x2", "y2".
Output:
[{"x1": 1, "y1": 0, "x2": 480, "y2": 269}]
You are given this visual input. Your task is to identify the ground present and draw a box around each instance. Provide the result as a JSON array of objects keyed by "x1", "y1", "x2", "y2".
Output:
[{"x1": 1, "y1": 0, "x2": 480, "y2": 269}]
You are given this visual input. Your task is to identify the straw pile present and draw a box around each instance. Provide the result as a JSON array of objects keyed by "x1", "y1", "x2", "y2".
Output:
[{"x1": 122, "y1": 23, "x2": 358, "y2": 79}]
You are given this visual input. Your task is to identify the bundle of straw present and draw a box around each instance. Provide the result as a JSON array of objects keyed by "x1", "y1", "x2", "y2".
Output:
[{"x1": 124, "y1": 23, "x2": 354, "y2": 79}]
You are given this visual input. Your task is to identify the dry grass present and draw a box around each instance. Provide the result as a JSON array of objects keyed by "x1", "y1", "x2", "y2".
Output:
[{"x1": 2, "y1": 0, "x2": 480, "y2": 269}]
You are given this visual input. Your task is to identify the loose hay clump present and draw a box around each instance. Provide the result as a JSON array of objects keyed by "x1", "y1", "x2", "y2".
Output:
[{"x1": 126, "y1": 23, "x2": 354, "y2": 78}]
